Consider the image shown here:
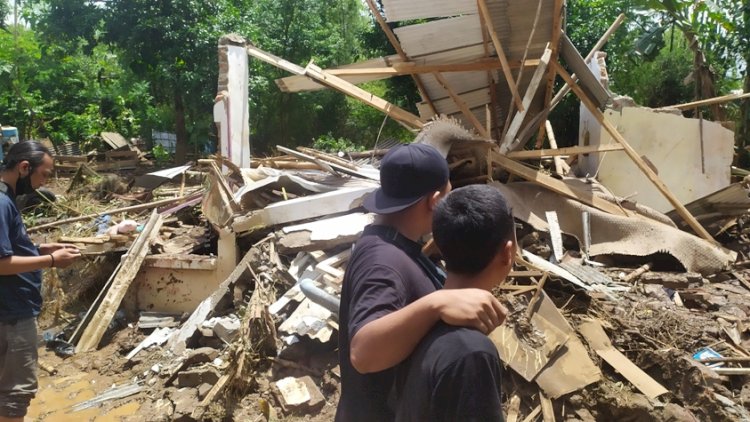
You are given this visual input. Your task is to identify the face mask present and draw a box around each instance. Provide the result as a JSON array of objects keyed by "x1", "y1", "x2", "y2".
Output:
[{"x1": 15, "y1": 172, "x2": 34, "y2": 196}]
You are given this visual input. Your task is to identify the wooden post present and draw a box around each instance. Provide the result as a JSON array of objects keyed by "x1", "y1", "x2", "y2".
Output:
[
  {"x1": 553, "y1": 61, "x2": 715, "y2": 243},
  {"x1": 500, "y1": 47, "x2": 552, "y2": 152}
]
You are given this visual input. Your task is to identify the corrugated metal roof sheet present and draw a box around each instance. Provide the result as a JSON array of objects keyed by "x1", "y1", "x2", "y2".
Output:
[{"x1": 382, "y1": 0, "x2": 476, "y2": 22}]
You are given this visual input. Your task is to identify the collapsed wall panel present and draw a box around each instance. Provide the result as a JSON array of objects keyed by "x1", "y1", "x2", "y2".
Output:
[{"x1": 578, "y1": 106, "x2": 734, "y2": 214}]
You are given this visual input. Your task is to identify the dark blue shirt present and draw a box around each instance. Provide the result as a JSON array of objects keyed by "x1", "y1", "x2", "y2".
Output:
[{"x1": 0, "y1": 182, "x2": 43, "y2": 321}]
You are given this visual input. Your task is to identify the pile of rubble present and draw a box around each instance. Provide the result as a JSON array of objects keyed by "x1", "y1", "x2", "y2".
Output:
[{"x1": 25, "y1": 120, "x2": 750, "y2": 421}]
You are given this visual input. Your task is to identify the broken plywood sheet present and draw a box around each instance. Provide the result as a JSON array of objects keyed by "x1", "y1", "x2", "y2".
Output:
[
  {"x1": 579, "y1": 106, "x2": 733, "y2": 214},
  {"x1": 489, "y1": 303, "x2": 569, "y2": 381},
  {"x1": 578, "y1": 319, "x2": 669, "y2": 399},
  {"x1": 493, "y1": 182, "x2": 736, "y2": 275},
  {"x1": 532, "y1": 295, "x2": 602, "y2": 398}
]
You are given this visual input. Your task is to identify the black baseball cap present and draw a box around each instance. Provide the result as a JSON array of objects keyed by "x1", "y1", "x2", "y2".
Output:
[{"x1": 363, "y1": 143, "x2": 449, "y2": 214}]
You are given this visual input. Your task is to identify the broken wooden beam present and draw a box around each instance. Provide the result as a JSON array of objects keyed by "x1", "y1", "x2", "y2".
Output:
[
  {"x1": 75, "y1": 210, "x2": 164, "y2": 352},
  {"x1": 578, "y1": 319, "x2": 669, "y2": 399},
  {"x1": 500, "y1": 47, "x2": 552, "y2": 152},
  {"x1": 506, "y1": 143, "x2": 624, "y2": 160},
  {"x1": 489, "y1": 155, "x2": 630, "y2": 217}
]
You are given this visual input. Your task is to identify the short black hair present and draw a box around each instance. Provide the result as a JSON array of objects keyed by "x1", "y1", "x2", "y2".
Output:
[
  {"x1": 433, "y1": 184, "x2": 515, "y2": 275},
  {"x1": 0, "y1": 141, "x2": 52, "y2": 172}
]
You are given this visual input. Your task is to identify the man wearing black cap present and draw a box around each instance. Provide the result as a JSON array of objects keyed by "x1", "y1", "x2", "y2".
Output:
[{"x1": 336, "y1": 143, "x2": 508, "y2": 422}]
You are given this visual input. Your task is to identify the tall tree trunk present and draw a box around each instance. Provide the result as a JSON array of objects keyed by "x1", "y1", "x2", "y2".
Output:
[
  {"x1": 174, "y1": 91, "x2": 188, "y2": 164},
  {"x1": 735, "y1": 3, "x2": 750, "y2": 167}
]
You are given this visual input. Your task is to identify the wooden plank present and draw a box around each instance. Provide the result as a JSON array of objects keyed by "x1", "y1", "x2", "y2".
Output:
[
  {"x1": 661, "y1": 91, "x2": 750, "y2": 110},
  {"x1": 500, "y1": 47, "x2": 552, "y2": 152},
  {"x1": 277, "y1": 145, "x2": 378, "y2": 180},
  {"x1": 521, "y1": 406, "x2": 542, "y2": 422},
  {"x1": 433, "y1": 72, "x2": 489, "y2": 137},
  {"x1": 246, "y1": 44, "x2": 306, "y2": 76},
  {"x1": 477, "y1": 0, "x2": 524, "y2": 112},
  {"x1": 105, "y1": 150, "x2": 138, "y2": 159},
  {"x1": 540, "y1": 390, "x2": 555, "y2": 422},
  {"x1": 554, "y1": 62, "x2": 715, "y2": 243},
  {"x1": 490, "y1": 152, "x2": 629, "y2": 217},
  {"x1": 506, "y1": 143, "x2": 624, "y2": 160},
  {"x1": 578, "y1": 320, "x2": 668, "y2": 399},
  {"x1": 545, "y1": 120, "x2": 569, "y2": 175},
  {"x1": 506, "y1": 395, "x2": 521, "y2": 422},
  {"x1": 304, "y1": 63, "x2": 424, "y2": 129},
  {"x1": 534, "y1": 0, "x2": 565, "y2": 146},
  {"x1": 54, "y1": 155, "x2": 90, "y2": 163},
  {"x1": 276, "y1": 55, "x2": 402, "y2": 93},
  {"x1": 76, "y1": 211, "x2": 163, "y2": 352},
  {"x1": 323, "y1": 59, "x2": 540, "y2": 77},
  {"x1": 364, "y1": 0, "x2": 438, "y2": 116}
]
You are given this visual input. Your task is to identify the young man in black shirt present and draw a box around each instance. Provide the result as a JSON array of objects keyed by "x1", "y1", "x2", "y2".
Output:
[
  {"x1": 336, "y1": 144, "x2": 508, "y2": 421},
  {"x1": 394, "y1": 184, "x2": 516, "y2": 422}
]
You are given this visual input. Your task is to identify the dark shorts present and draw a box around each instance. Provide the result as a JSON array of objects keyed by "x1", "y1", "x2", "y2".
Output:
[{"x1": 0, "y1": 318, "x2": 38, "y2": 418}]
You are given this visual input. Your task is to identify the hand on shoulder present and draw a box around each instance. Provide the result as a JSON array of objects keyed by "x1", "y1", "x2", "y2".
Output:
[{"x1": 430, "y1": 288, "x2": 508, "y2": 334}]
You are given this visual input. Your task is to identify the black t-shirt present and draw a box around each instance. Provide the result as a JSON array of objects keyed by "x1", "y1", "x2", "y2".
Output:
[
  {"x1": 336, "y1": 225, "x2": 443, "y2": 422},
  {"x1": 0, "y1": 182, "x2": 43, "y2": 321},
  {"x1": 394, "y1": 322, "x2": 504, "y2": 422}
]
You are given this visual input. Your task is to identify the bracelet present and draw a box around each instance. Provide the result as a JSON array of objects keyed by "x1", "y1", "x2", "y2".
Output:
[{"x1": 49, "y1": 254, "x2": 55, "y2": 268}]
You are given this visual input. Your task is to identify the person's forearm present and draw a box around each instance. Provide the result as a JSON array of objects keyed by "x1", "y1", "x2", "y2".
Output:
[
  {"x1": 0, "y1": 255, "x2": 53, "y2": 275},
  {"x1": 350, "y1": 293, "x2": 441, "y2": 374}
]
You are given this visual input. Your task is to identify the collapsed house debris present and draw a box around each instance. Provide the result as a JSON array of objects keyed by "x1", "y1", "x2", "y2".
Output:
[{"x1": 24, "y1": 2, "x2": 750, "y2": 421}]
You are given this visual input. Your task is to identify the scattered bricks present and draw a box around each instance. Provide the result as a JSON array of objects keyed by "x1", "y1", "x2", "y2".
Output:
[
  {"x1": 178, "y1": 366, "x2": 221, "y2": 388},
  {"x1": 184, "y1": 347, "x2": 220, "y2": 367},
  {"x1": 275, "y1": 376, "x2": 325, "y2": 414}
]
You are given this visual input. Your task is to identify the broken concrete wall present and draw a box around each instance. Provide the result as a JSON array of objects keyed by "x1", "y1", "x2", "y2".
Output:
[
  {"x1": 214, "y1": 35, "x2": 251, "y2": 168},
  {"x1": 125, "y1": 229, "x2": 238, "y2": 314},
  {"x1": 578, "y1": 106, "x2": 734, "y2": 213}
]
